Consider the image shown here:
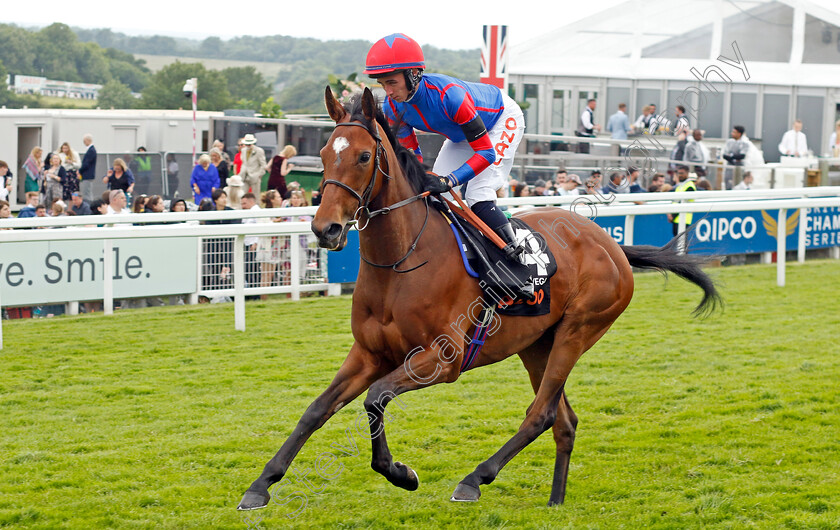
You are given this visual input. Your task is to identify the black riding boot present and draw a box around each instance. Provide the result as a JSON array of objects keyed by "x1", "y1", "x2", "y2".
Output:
[{"x1": 495, "y1": 222, "x2": 535, "y2": 299}]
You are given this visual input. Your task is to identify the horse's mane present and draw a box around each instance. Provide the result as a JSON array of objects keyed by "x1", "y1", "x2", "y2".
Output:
[{"x1": 346, "y1": 93, "x2": 426, "y2": 194}]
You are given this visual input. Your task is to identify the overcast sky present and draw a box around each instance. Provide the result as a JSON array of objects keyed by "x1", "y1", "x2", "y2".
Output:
[{"x1": 6, "y1": 0, "x2": 626, "y2": 50}]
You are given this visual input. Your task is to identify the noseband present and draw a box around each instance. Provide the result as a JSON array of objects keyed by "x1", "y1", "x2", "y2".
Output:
[{"x1": 320, "y1": 119, "x2": 430, "y2": 273}]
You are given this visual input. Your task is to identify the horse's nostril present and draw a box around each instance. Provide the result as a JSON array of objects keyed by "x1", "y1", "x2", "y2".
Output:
[{"x1": 324, "y1": 223, "x2": 343, "y2": 240}]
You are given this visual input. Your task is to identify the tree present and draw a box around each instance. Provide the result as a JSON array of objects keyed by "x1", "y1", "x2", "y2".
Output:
[
  {"x1": 0, "y1": 60, "x2": 14, "y2": 107},
  {"x1": 0, "y1": 24, "x2": 38, "y2": 76},
  {"x1": 277, "y1": 79, "x2": 324, "y2": 114},
  {"x1": 200, "y1": 36, "x2": 224, "y2": 57},
  {"x1": 259, "y1": 97, "x2": 284, "y2": 119},
  {"x1": 98, "y1": 80, "x2": 135, "y2": 109},
  {"x1": 221, "y1": 66, "x2": 272, "y2": 104},
  {"x1": 140, "y1": 61, "x2": 232, "y2": 111}
]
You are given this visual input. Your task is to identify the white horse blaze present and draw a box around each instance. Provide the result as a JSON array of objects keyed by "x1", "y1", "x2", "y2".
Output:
[{"x1": 333, "y1": 137, "x2": 350, "y2": 156}]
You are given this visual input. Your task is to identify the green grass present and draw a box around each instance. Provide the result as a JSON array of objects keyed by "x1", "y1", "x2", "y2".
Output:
[{"x1": 2, "y1": 260, "x2": 839, "y2": 529}]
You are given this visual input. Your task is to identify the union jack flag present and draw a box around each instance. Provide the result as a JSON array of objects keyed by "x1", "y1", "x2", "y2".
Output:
[{"x1": 480, "y1": 25, "x2": 508, "y2": 90}]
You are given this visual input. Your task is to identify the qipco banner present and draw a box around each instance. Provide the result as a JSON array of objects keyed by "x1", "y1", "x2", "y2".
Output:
[
  {"x1": 0, "y1": 238, "x2": 198, "y2": 306},
  {"x1": 592, "y1": 207, "x2": 840, "y2": 255}
]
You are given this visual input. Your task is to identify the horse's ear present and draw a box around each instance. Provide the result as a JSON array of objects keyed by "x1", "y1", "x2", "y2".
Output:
[
  {"x1": 324, "y1": 86, "x2": 345, "y2": 122},
  {"x1": 361, "y1": 87, "x2": 377, "y2": 123}
]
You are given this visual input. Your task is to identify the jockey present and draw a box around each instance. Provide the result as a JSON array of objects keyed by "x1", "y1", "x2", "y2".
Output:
[{"x1": 365, "y1": 33, "x2": 532, "y2": 297}]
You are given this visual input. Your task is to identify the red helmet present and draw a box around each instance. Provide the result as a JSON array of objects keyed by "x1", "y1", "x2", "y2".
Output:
[{"x1": 364, "y1": 33, "x2": 425, "y2": 77}]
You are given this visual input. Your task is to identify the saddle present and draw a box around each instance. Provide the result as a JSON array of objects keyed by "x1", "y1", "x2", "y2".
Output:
[{"x1": 432, "y1": 199, "x2": 557, "y2": 317}]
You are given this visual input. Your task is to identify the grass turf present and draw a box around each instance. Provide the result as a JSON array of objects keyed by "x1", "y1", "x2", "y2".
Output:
[{"x1": 1, "y1": 260, "x2": 839, "y2": 529}]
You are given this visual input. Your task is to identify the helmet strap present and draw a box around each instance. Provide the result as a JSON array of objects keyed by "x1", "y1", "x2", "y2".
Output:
[{"x1": 403, "y1": 69, "x2": 423, "y2": 99}]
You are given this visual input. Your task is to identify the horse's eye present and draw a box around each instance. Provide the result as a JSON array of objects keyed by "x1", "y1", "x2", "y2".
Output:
[{"x1": 359, "y1": 152, "x2": 371, "y2": 164}]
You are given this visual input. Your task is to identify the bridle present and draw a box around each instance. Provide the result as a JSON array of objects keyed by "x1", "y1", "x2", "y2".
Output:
[{"x1": 321, "y1": 119, "x2": 431, "y2": 273}]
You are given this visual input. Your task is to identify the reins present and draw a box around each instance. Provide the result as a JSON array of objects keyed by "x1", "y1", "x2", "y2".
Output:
[{"x1": 321, "y1": 120, "x2": 431, "y2": 273}]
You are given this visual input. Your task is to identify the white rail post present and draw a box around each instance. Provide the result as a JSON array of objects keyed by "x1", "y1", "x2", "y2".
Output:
[
  {"x1": 677, "y1": 205, "x2": 687, "y2": 255},
  {"x1": 290, "y1": 234, "x2": 301, "y2": 301},
  {"x1": 797, "y1": 208, "x2": 808, "y2": 264},
  {"x1": 103, "y1": 239, "x2": 114, "y2": 315},
  {"x1": 624, "y1": 215, "x2": 635, "y2": 246},
  {"x1": 190, "y1": 236, "x2": 202, "y2": 305},
  {"x1": 777, "y1": 209, "x2": 787, "y2": 287},
  {"x1": 234, "y1": 234, "x2": 246, "y2": 331}
]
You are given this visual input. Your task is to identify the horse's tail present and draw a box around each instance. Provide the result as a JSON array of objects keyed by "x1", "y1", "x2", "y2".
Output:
[{"x1": 620, "y1": 232, "x2": 722, "y2": 318}]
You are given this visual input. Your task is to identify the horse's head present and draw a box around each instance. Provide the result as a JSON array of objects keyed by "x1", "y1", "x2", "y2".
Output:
[{"x1": 311, "y1": 86, "x2": 386, "y2": 251}]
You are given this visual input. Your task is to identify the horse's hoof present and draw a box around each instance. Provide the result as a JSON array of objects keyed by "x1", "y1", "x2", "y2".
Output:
[
  {"x1": 237, "y1": 490, "x2": 270, "y2": 511},
  {"x1": 450, "y1": 482, "x2": 481, "y2": 502},
  {"x1": 393, "y1": 461, "x2": 420, "y2": 491}
]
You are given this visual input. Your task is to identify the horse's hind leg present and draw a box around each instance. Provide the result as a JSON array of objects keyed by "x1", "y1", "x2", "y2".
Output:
[
  {"x1": 452, "y1": 316, "x2": 611, "y2": 503},
  {"x1": 549, "y1": 391, "x2": 578, "y2": 505},
  {"x1": 238, "y1": 343, "x2": 384, "y2": 511},
  {"x1": 519, "y1": 345, "x2": 579, "y2": 506}
]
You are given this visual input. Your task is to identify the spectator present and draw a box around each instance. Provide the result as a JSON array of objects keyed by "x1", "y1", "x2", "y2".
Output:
[
  {"x1": 232, "y1": 138, "x2": 245, "y2": 175},
  {"x1": 132, "y1": 195, "x2": 148, "y2": 214},
  {"x1": 204, "y1": 189, "x2": 241, "y2": 288},
  {"x1": 558, "y1": 174, "x2": 583, "y2": 196},
  {"x1": 69, "y1": 192, "x2": 92, "y2": 215},
  {"x1": 103, "y1": 158, "x2": 135, "y2": 195},
  {"x1": 0, "y1": 200, "x2": 10, "y2": 226},
  {"x1": 238, "y1": 134, "x2": 267, "y2": 194},
  {"x1": 778, "y1": 119, "x2": 809, "y2": 157},
  {"x1": 672, "y1": 105, "x2": 689, "y2": 135},
  {"x1": 829, "y1": 120, "x2": 840, "y2": 157},
  {"x1": 170, "y1": 198, "x2": 188, "y2": 212},
  {"x1": 50, "y1": 201, "x2": 66, "y2": 217},
  {"x1": 191, "y1": 153, "x2": 220, "y2": 205},
  {"x1": 627, "y1": 167, "x2": 644, "y2": 193},
  {"x1": 732, "y1": 172, "x2": 754, "y2": 190},
  {"x1": 90, "y1": 199, "x2": 107, "y2": 216},
  {"x1": 649, "y1": 173, "x2": 666, "y2": 192},
  {"x1": 224, "y1": 174, "x2": 245, "y2": 210},
  {"x1": 669, "y1": 131, "x2": 687, "y2": 176},
  {"x1": 212, "y1": 139, "x2": 232, "y2": 164},
  {"x1": 18, "y1": 192, "x2": 40, "y2": 217},
  {"x1": 79, "y1": 134, "x2": 97, "y2": 201},
  {"x1": 107, "y1": 190, "x2": 130, "y2": 215},
  {"x1": 722, "y1": 126, "x2": 750, "y2": 166},
  {"x1": 603, "y1": 172, "x2": 629, "y2": 194},
  {"x1": 554, "y1": 169, "x2": 567, "y2": 188},
  {"x1": 684, "y1": 130, "x2": 708, "y2": 177},
  {"x1": 722, "y1": 125, "x2": 752, "y2": 189},
  {"x1": 696, "y1": 178, "x2": 713, "y2": 191},
  {"x1": 133, "y1": 147, "x2": 153, "y2": 195},
  {"x1": 23, "y1": 146, "x2": 44, "y2": 194},
  {"x1": 58, "y1": 142, "x2": 81, "y2": 199},
  {"x1": 667, "y1": 166, "x2": 696, "y2": 236},
  {"x1": 166, "y1": 153, "x2": 180, "y2": 200},
  {"x1": 241, "y1": 192, "x2": 261, "y2": 290},
  {"x1": 0, "y1": 160, "x2": 12, "y2": 202},
  {"x1": 145, "y1": 195, "x2": 165, "y2": 213},
  {"x1": 512, "y1": 182, "x2": 530, "y2": 197},
  {"x1": 310, "y1": 189, "x2": 321, "y2": 206},
  {"x1": 34, "y1": 204, "x2": 48, "y2": 223},
  {"x1": 586, "y1": 170, "x2": 603, "y2": 194},
  {"x1": 575, "y1": 99, "x2": 600, "y2": 153},
  {"x1": 533, "y1": 179, "x2": 549, "y2": 196},
  {"x1": 607, "y1": 103, "x2": 632, "y2": 140},
  {"x1": 258, "y1": 189, "x2": 285, "y2": 297},
  {"x1": 266, "y1": 144, "x2": 296, "y2": 198},
  {"x1": 281, "y1": 190, "x2": 314, "y2": 286},
  {"x1": 647, "y1": 103, "x2": 664, "y2": 133},
  {"x1": 210, "y1": 148, "x2": 229, "y2": 189},
  {"x1": 43, "y1": 154, "x2": 67, "y2": 208}
]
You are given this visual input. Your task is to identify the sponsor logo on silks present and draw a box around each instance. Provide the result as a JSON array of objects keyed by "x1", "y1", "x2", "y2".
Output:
[{"x1": 762, "y1": 209, "x2": 800, "y2": 239}]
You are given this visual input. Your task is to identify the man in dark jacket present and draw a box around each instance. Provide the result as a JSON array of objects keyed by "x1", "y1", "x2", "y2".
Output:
[{"x1": 79, "y1": 133, "x2": 97, "y2": 201}]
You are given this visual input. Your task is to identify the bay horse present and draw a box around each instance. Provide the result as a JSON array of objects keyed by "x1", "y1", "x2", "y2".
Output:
[{"x1": 238, "y1": 87, "x2": 720, "y2": 510}]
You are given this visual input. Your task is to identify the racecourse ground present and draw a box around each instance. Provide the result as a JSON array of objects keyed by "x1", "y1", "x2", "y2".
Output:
[{"x1": 1, "y1": 260, "x2": 839, "y2": 529}]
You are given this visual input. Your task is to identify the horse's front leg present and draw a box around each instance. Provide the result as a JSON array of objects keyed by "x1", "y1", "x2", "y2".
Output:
[
  {"x1": 364, "y1": 337, "x2": 463, "y2": 490},
  {"x1": 238, "y1": 343, "x2": 385, "y2": 510}
]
